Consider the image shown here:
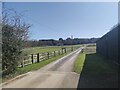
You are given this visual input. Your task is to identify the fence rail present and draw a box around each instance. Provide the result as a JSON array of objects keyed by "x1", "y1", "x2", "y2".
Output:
[{"x1": 19, "y1": 46, "x2": 79, "y2": 67}]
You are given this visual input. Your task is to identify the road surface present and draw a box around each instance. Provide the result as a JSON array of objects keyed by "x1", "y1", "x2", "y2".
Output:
[{"x1": 2, "y1": 48, "x2": 82, "y2": 88}]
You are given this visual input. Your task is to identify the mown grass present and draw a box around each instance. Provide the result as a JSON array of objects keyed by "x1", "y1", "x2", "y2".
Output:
[
  {"x1": 22, "y1": 45, "x2": 81, "y2": 54},
  {"x1": 23, "y1": 46, "x2": 62, "y2": 54},
  {"x1": 74, "y1": 53, "x2": 85, "y2": 74}
]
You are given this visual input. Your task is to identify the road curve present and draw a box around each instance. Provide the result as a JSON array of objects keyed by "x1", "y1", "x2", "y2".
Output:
[{"x1": 2, "y1": 48, "x2": 82, "y2": 88}]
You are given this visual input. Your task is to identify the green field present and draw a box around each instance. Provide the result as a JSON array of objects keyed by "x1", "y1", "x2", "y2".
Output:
[
  {"x1": 74, "y1": 45, "x2": 118, "y2": 88},
  {"x1": 22, "y1": 45, "x2": 81, "y2": 54}
]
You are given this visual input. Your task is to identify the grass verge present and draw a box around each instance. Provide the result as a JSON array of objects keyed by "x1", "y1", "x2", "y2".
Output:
[{"x1": 74, "y1": 53, "x2": 85, "y2": 74}]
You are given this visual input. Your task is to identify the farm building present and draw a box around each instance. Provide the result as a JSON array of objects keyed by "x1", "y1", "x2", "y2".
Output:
[{"x1": 96, "y1": 24, "x2": 119, "y2": 64}]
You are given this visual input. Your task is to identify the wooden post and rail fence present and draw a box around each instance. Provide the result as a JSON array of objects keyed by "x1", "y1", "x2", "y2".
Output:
[{"x1": 19, "y1": 46, "x2": 80, "y2": 68}]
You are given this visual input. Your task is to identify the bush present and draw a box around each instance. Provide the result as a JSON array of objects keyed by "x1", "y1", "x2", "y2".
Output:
[{"x1": 2, "y1": 10, "x2": 31, "y2": 75}]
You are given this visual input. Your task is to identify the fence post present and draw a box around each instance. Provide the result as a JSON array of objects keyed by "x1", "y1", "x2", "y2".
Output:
[
  {"x1": 47, "y1": 52, "x2": 49, "y2": 59},
  {"x1": 37, "y1": 53, "x2": 39, "y2": 63},
  {"x1": 31, "y1": 54, "x2": 34, "y2": 64},
  {"x1": 21, "y1": 60, "x2": 24, "y2": 67},
  {"x1": 54, "y1": 51, "x2": 56, "y2": 57},
  {"x1": 71, "y1": 47, "x2": 73, "y2": 51},
  {"x1": 65, "y1": 48, "x2": 66, "y2": 53},
  {"x1": 58, "y1": 50, "x2": 60, "y2": 55},
  {"x1": 81, "y1": 49, "x2": 83, "y2": 53},
  {"x1": 62, "y1": 49, "x2": 63, "y2": 54}
]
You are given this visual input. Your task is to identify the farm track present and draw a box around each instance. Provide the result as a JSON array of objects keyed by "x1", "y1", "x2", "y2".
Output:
[{"x1": 2, "y1": 48, "x2": 82, "y2": 88}]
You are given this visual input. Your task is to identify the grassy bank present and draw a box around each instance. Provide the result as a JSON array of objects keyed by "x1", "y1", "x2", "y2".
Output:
[{"x1": 74, "y1": 45, "x2": 118, "y2": 88}]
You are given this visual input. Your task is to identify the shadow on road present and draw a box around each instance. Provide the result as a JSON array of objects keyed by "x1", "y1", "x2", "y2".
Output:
[{"x1": 77, "y1": 53, "x2": 118, "y2": 88}]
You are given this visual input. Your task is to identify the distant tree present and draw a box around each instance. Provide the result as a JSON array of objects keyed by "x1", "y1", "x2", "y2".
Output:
[
  {"x1": 2, "y1": 9, "x2": 31, "y2": 75},
  {"x1": 66, "y1": 37, "x2": 71, "y2": 40},
  {"x1": 59, "y1": 38, "x2": 63, "y2": 41},
  {"x1": 58, "y1": 38, "x2": 64, "y2": 45},
  {"x1": 65, "y1": 37, "x2": 73, "y2": 45}
]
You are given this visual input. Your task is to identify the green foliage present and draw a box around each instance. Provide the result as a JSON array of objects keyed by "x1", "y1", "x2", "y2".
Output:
[
  {"x1": 2, "y1": 10, "x2": 30, "y2": 75},
  {"x1": 2, "y1": 25, "x2": 20, "y2": 75}
]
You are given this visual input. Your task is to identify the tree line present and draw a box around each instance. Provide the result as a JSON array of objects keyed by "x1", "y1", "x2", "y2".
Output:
[{"x1": 25, "y1": 38, "x2": 99, "y2": 47}]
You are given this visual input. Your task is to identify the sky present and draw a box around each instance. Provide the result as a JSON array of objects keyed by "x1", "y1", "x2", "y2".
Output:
[
  {"x1": 4, "y1": 2, "x2": 118, "y2": 40},
  {"x1": 2, "y1": 0, "x2": 120, "y2": 2}
]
